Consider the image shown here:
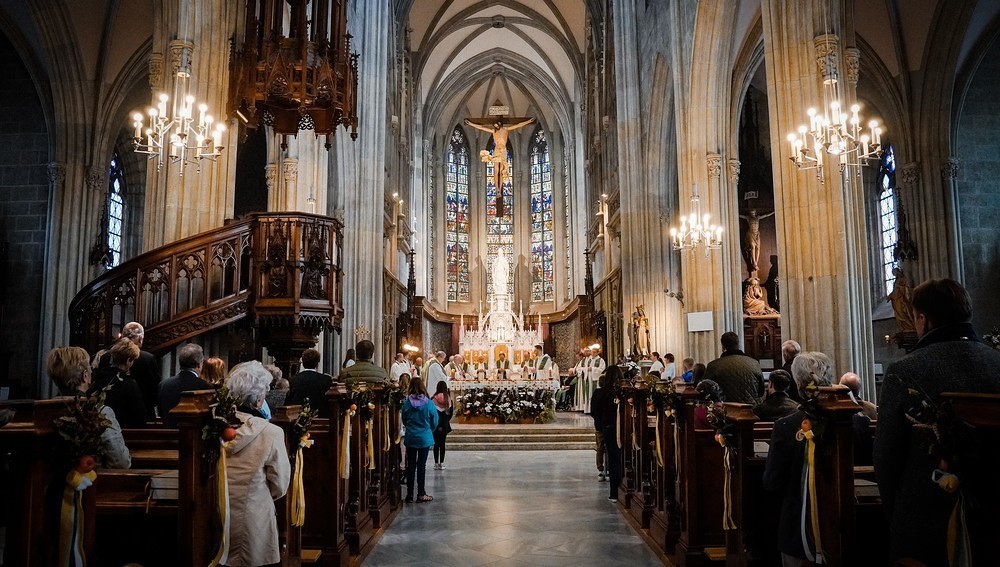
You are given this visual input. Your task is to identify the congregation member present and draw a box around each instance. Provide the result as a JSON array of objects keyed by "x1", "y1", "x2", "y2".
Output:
[
  {"x1": 691, "y1": 363, "x2": 707, "y2": 384},
  {"x1": 679, "y1": 357, "x2": 695, "y2": 383},
  {"x1": 780, "y1": 340, "x2": 800, "y2": 373},
  {"x1": 342, "y1": 348, "x2": 356, "y2": 369},
  {"x1": 89, "y1": 338, "x2": 147, "y2": 428},
  {"x1": 836, "y1": 372, "x2": 876, "y2": 420},
  {"x1": 338, "y1": 340, "x2": 388, "y2": 385},
  {"x1": 157, "y1": 343, "x2": 212, "y2": 427},
  {"x1": 703, "y1": 331, "x2": 764, "y2": 404},
  {"x1": 762, "y1": 351, "x2": 835, "y2": 566},
  {"x1": 425, "y1": 351, "x2": 448, "y2": 395},
  {"x1": 223, "y1": 361, "x2": 291, "y2": 567},
  {"x1": 389, "y1": 352, "x2": 411, "y2": 382},
  {"x1": 648, "y1": 352, "x2": 665, "y2": 375},
  {"x1": 590, "y1": 366, "x2": 622, "y2": 502},
  {"x1": 752, "y1": 369, "x2": 799, "y2": 421},
  {"x1": 431, "y1": 381, "x2": 453, "y2": 470},
  {"x1": 263, "y1": 364, "x2": 288, "y2": 409},
  {"x1": 117, "y1": 322, "x2": 161, "y2": 421},
  {"x1": 287, "y1": 348, "x2": 335, "y2": 417},
  {"x1": 47, "y1": 346, "x2": 131, "y2": 469},
  {"x1": 875, "y1": 279, "x2": 1000, "y2": 566},
  {"x1": 202, "y1": 356, "x2": 227, "y2": 388},
  {"x1": 402, "y1": 376, "x2": 438, "y2": 503},
  {"x1": 587, "y1": 366, "x2": 609, "y2": 481},
  {"x1": 693, "y1": 379, "x2": 723, "y2": 428},
  {"x1": 663, "y1": 353, "x2": 677, "y2": 379}
]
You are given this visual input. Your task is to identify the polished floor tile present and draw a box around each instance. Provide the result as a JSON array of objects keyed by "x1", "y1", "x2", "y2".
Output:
[{"x1": 363, "y1": 451, "x2": 662, "y2": 566}]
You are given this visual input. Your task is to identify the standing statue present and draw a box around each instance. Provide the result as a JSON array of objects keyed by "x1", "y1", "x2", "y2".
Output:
[
  {"x1": 887, "y1": 267, "x2": 915, "y2": 332},
  {"x1": 630, "y1": 305, "x2": 651, "y2": 359},
  {"x1": 739, "y1": 209, "x2": 776, "y2": 276},
  {"x1": 492, "y1": 248, "x2": 510, "y2": 296},
  {"x1": 465, "y1": 117, "x2": 535, "y2": 215}
]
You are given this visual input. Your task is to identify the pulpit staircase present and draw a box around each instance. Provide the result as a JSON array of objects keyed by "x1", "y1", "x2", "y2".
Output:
[{"x1": 69, "y1": 212, "x2": 344, "y2": 371}]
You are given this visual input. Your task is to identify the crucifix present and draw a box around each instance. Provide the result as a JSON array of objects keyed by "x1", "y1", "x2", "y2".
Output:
[{"x1": 465, "y1": 101, "x2": 535, "y2": 216}]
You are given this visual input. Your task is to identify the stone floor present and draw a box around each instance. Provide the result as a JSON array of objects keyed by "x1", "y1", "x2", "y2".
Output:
[{"x1": 362, "y1": 450, "x2": 663, "y2": 566}]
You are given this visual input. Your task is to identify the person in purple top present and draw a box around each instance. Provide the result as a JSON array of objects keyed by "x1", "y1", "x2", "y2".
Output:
[{"x1": 401, "y1": 376, "x2": 438, "y2": 503}]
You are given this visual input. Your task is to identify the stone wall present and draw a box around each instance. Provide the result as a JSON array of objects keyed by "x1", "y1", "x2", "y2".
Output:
[
  {"x1": 956, "y1": 36, "x2": 1000, "y2": 335},
  {"x1": 0, "y1": 33, "x2": 49, "y2": 394}
]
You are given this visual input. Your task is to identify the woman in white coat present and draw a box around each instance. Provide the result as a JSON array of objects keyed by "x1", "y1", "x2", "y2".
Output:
[{"x1": 223, "y1": 361, "x2": 291, "y2": 567}]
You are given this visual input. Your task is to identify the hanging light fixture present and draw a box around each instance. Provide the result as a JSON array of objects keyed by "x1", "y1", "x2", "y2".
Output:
[
  {"x1": 787, "y1": 30, "x2": 883, "y2": 182},
  {"x1": 131, "y1": 64, "x2": 226, "y2": 175},
  {"x1": 669, "y1": 185, "x2": 722, "y2": 257}
]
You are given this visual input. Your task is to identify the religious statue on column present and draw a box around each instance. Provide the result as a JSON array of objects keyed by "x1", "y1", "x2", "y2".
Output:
[
  {"x1": 629, "y1": 306, "x2": 651, "y2": 359},
  {"x1": 739, "y1": 209, "x2": 776, "y2": 277},
  {"x1": 888, "y1": 267, "x2": 915, "y2": 333}
]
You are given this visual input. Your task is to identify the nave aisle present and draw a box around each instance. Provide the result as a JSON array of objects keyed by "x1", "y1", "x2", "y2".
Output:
[{"x1": 363, "y1": 451, "x2": 662, "y2": 566}]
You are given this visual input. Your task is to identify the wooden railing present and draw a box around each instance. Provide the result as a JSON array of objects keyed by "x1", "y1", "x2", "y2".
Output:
[{"x1": 69, "y1": 212, "x2": 344, "y2": 358}]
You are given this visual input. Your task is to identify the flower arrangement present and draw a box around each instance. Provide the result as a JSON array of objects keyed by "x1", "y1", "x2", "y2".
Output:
[
  {"x1": 455, "y1": 387, "x2": 555, "y2": 423},
  {"x1": 292, "y1": 400, "x2": 318, "y2": 446},
  {"x1": 201, "y1": 386, "x2": 243, "y2": 466},
  {"x1": 54, "y1": 382, "x2": 114, "y2": 469},
  {"x1": 983, "y1": 327, "x2": 1000, "y2": 351}
]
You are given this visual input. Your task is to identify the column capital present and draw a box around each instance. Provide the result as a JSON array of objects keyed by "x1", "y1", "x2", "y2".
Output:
[
  {"x1": 706, "y1": 153, "x2": 722, "y2": 179},
  {"x1": 727, "y1": 158, "x2": 741, "y2": 185},
  {"x1": 814, "y1": 34, "x2": 840, "y2": 85},
  {"x1": 899, "y1": 162, "x2": 921, "y2": 188},
  {"x1": 168, "y1": 40, "x2": 195, "y2": 75},
  {"x1": 843, "y1": 47, "x2": 860, "y2": 87},
  {"x1": 941, "y1": 158, "x2": 960, "y2": 180},
  {"x1": 282, "y1": 158, "x2": 298, "y2": 182},
  {"x1": 148, "y1": 53, "x2": 164, "y2": 92},
  {"x1": 46, "y1": 162, "x2": 65, "y2": 185},
  {"x1": 86, "y1": 166, "x2": 104, "y2": 193}
]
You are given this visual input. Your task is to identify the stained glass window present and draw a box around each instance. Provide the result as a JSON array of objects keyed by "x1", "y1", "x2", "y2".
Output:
[
  {"x1": 877, "y1": 145, "x2": 898, "y2": 293},
  {"x1": 530, "y1": 128, "x2": 554, "y2": 302},
  {"x1": 107, "y1": 154, "x2": 125, "y2": 267},
  {"x1": 446, "y1": 127, "x2": 470, "y2": 302},
  {"x1": 486, "y1": 137, "x2": 514, "y2": 296}
]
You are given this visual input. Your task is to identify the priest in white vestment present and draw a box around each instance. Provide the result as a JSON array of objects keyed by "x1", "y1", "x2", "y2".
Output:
[
  {"x1": 530, "y1": 345, "x2": 554, "y2": 381},
  {"x1": 582, "y1": 348, "x2": 606, "y2": 414},
  {"x1": 445, "y1": 354, "x2": 469, "y2": 381},
  {"x1": 573, "y1": 350, "x2": 588, "y2": 411},
  {"x1": 425, "y1": 351, "x2": 448, "y2": 395}
]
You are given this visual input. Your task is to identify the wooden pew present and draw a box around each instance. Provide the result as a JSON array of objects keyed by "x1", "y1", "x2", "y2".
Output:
[
  {"x1": 649, "y1": 392, "x2": 681, "y2": 556},
  {"x1": 617, "y1": 381, "x2": 656, "y2": 529}
]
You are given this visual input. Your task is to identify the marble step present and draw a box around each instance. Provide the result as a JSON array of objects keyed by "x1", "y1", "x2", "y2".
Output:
[{"x1": 448, "y1": 441, "x2": 597, "y2": 451}]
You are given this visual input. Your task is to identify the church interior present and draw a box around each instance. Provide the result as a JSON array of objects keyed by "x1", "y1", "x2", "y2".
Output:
[{"x1": 0, "y1": 0, "x2": 999, "y2": 565}]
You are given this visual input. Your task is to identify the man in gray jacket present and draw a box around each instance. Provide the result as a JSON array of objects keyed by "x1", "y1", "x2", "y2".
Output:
[
  {"x1": 875, "y1": 279, "x2": 1000, "y2": 566},
  {"x1": 339, "y1": 340, "x2": 388, "y2": 385},
  {"x1": 703, "y1": 331, "x2": 764, "y2": 404}
]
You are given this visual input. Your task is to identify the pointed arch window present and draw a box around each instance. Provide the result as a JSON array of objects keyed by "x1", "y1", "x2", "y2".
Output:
[
  {"x1": 486, "y1": 137, "x2": 514, "y2": 296},
  {"x1": 107, "y1": 154, "x2": 125, "y2": 267},
  {"x1": 877, "y1": 145, "x2": 898, "y2": 292},
  {"x1": 446, "y1": 127, "x2": 471, "y2": 302},
  {"x1": 530, "y1": 128, "x2": 554, "y2": 302}
]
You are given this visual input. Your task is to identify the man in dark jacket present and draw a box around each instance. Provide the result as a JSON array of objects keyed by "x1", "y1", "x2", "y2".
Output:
[
  {"x1": 338, "y1": 340, "x2": 389, "y2": 386},
  {"x1": 157, "y1": 343, "x2": 211, "y2": 427},
  {"x1": 874, "y1": 279, "x2": 1000, "y2": 566},
  {"x1": 99, "y1": 322, "x2": 161, "y2": 421},
  {"x1": 703, "y1": 331, "x2": 764, "y2": 404},
  {"x1": 753, "y1": 369, "x2": 799, "y2": 421},
  {"x1": 286, "y1": 348, "x2": 335, "y2": 418}
]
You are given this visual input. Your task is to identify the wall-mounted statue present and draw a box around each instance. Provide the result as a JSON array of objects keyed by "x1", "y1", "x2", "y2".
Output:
[
  {"x1": 887, "y1": 266, "x2": 915, "y2": 332},
  {"x1": 629, "y1": 305, "x2": 650, "y2": 359},
  {"x1": 739, "y1": 209, "x2": 776, "y2": 277}
]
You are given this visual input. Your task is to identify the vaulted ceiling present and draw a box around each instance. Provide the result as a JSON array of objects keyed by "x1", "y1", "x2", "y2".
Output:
[{"x1": 406, "y1": 0, "x2": 587, "y2": 140}]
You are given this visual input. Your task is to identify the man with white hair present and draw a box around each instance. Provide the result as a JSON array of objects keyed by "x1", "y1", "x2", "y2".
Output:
[
  {"x1": 837, "y1": 372, "x2": 877, "y2": 420},
  {"x1": 157, "y1": 343, "x2": 211, "y2": 427},
  {"x1": 425, "y1": 351, "x2": 448, "y2": 395},
  {"x1": 111, "y1": 321, "x2": 161, "y2": 421},
  {"x1": 446, "y1": 354, "x2": 469, "y2": 381},
  {"x1": 780, "y1": 340, "x2": 801, "y2": 373}
]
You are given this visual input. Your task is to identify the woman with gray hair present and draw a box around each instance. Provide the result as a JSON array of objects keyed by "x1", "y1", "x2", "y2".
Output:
[
  {"x1": 222, "y1": 361, "x2": 291, "y2": 567},
  {"x1": 763, "y1": 351, "x2": 834, "y2": 566}
]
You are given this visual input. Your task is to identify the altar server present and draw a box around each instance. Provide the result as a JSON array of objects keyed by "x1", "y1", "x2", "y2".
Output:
[
  {"x1": 581, "y1": 347, "x2": 606, "y2": 413},
  {"x1": 426, "y1": 351, "x2": 448, "y2": 396}
]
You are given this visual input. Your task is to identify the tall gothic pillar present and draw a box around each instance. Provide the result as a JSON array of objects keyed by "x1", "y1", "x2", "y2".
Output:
[
  {"x1": 143, "y1": 1, "x2": 240, "y2": 249},
  {"x1": 332, "y1": 0, "x2": 390, "y2": 365},
  {"x1": 761, "y1": 0, "x2": 875, "y2": 393}
]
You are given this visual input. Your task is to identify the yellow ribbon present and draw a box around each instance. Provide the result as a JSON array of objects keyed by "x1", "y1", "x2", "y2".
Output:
[
  {"x1": 59, "y1": 468, "x2": 97, "y2": 567},
  {"x1": 654, "y1": 413, "x2": 665, "y2": 468},
  {"x1": 796, "y1": 427, "x2": 824, "y2": 564},
  {"x1": 208, "y1": 440, "x2": 232, "y2": 567},
  {"x1": 672, "y1": 410, "x2": 681, "y2": 479},
  {"x1": 339, "y1": 409, "x2": 353, "y2": 480},
  {"x1": 383, "y1": 408, "x2": 391, "y2": 451},
  {"x1": 932, "y1": 469, "x2": 971, "y2": 566},
  {"x1": 721, "y1": 445, "x2": 737, "y2": 530},
  {"x1": 366, "y1": 419, "x2": 376, "y2": 471},
  {"x1": 290, "y1": 434, "x2": 313, "y2": 527},
  {"x1": 615, "y1": 399, "x2": 622, "y2": 449}
]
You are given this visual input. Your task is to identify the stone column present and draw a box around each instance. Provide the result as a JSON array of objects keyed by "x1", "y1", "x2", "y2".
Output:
[
  {"x1": 761, "y1": 0, "x2": 875, "y2": 391},
  {"x1": 332, "y1": 0, "x2": 390, "y2": 365},
  {"x1": 143, "y1": 1, "x2": 240, "y2": 249}
]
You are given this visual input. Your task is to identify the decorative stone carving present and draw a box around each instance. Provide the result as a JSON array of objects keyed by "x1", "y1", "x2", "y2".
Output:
[
  {"x1": 813, "y1": 34, "x2": 840, "y2": 85},
  {"x1": 727, "y1": 158, "x2": 741, "y2": 186},
  {"x1": 148, "y1": 53, "x2": 164, "y2": 91},
  {"x1": 843, "y1": 47, "x2": 860, "y2": 86},
  {"x1": 941, "y1": 158, "x2": 960, "y2": 180},
  {"x1": 282, "y1": 158, "x2": 298, "y2": 184},
  {"x1": 168, "y1": 40, "x2": 194, "y2": 75},
  {"x1": 47, "y1": 162, "x2": 66, "y2": 185},
  {"x1": 301, "y1": 223, "x2": 329, "y2": 300},
  {"x1": 265, "y1": 164, "x2": 278, "y2": 192},
  {"x1": 706, "y1": 153, "x2": 722, "y2": 179},
  {"x1": 899, "y1": 162, "x2": 921, "y2": 188},
  {"x1": 86, "y1": 166, "x2": 104, "y2": 193}
]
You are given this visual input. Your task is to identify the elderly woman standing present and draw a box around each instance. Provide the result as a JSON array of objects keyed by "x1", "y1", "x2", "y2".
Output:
[
  {"x1": 223, "y1": 361, "x2": 291, "y2": 567},
  {"x1": 47, "y1": 347, "x2": 131, "y2": 469}
]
